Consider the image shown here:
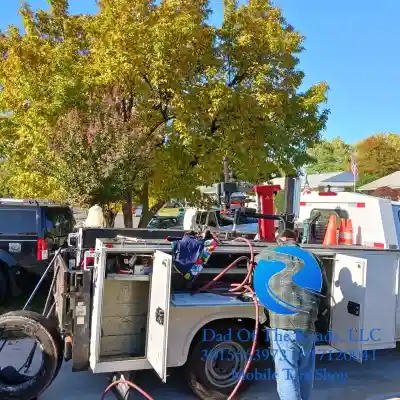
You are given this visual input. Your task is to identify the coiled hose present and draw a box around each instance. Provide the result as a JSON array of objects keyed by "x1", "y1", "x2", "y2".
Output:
[{"x1": 101, "y1": 237, "x2": 258, "y2": 400}]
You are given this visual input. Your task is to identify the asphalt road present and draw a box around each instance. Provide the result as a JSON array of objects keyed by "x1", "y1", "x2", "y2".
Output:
[
  {"x1": 39, "y1": 348, "x2": 400, "y2": 399},
  {"x1": 2, "y1": 328, "x2": 400, "y2": 399}
]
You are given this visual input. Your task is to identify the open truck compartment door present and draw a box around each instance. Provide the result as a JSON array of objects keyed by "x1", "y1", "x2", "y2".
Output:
[
  {"x1": 330, "y1": 253, "x2": 366, "y2": 363},
  {"x1": 146, "y1": 250, "x2": 172, "y2": 383},
  {"x1": 89, "y1": 244, "x2": 105, "y2": 372},
  {"x1": 88, "y1": 241, "x2": 172, "y2": 375}
]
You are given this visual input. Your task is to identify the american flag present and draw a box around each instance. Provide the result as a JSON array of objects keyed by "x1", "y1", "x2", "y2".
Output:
[{"x1": 351, "y1": 155, "x2": 358, "y2": 178}]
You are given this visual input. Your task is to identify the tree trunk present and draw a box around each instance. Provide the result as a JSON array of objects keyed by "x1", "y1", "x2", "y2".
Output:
[
  {"x1": 138, "y1": 181, "x2": 151, "y2": 228},
  {"x1": 123, "y1": 190, "x2": 133, "y2": 228},
  {"x1": 137, "y1": 181, "x2": 166, "y2": 228}
]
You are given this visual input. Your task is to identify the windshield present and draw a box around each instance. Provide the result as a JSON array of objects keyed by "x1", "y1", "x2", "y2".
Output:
[
  {"x1": 0, "y1": 208, "x2": 38, "y2": 235},
  {"x1": 147, "y1": 217, "x2": 181, "y2": 229}
]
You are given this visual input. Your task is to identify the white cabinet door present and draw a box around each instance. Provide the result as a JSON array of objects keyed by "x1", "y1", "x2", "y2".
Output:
[
  {"x1": 330, "y1": 254, "x2": 367, "y2": 363},
  {"x1": 89, "y1": 248, "x2": 106, "y2": 371},
  {"x1": 146, "y1": 250, "x2": 172, "y2": 382}
]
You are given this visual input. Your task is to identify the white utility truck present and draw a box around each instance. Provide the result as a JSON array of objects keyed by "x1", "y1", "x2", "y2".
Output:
[
  {"x1": 2, "y1": 190, "x2": 400, "y2": 399},
  {"x1": 298, "y1": 190, "x2": 400, "y2": 249},
  {"x1": 30, "y1": 231, "x2": 400, "y2": 400}
]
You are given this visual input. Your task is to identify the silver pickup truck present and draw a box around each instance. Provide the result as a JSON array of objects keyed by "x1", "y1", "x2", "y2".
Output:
[{"x1": 184, "y1": 207, "x2": 259, "y2": 234}]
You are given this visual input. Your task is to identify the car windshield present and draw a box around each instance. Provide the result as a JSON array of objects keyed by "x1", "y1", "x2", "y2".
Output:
[
  {"x1": 0, "y1": 208, "x2": 38, "y2": 235},
  {"x1": 147, "y1": 217, "x2": 181, "y2": 229}
]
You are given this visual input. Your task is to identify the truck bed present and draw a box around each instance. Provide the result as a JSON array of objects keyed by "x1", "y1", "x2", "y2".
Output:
[{"x1": 76, "y1": 227, "x2": 256, "y2": 249}]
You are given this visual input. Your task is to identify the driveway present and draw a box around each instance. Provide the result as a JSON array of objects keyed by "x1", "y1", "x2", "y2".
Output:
[{"x1": 39, "y1": 348, "x2": 400, "y2": 399}]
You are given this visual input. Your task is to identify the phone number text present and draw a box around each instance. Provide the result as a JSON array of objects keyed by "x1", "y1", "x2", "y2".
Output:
[{"x1": 201, "y1": 348, "x2": 377, "y2": 362}]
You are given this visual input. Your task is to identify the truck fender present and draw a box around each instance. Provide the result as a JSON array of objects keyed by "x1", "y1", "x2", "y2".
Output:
[
  {"x1": 170, "y1": 311, "x2": 257, "y2": 368},
  {"x1": 0, "y1": 249, "x2": 18, "y2": 268}
]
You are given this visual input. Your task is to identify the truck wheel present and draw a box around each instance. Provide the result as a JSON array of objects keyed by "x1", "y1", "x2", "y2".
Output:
[
  {"x1": 187, "y1": 322, "x2": 254, "y2": 400},
  {"x1": 0, "y1": 310, "x2": 63, "y2": 400}
]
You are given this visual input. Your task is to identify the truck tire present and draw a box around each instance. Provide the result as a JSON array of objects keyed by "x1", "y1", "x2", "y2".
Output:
[
  {"x1": 0, "y1": 310, "x2": 64, "y2": 400},
  {"x1": 187, "y1": 322, "x2": 254, "y2": 400}
]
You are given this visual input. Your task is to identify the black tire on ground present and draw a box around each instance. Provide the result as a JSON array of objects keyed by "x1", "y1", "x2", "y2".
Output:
[
  {"x1": 187, "y1": 321, "x2": 255, "y2": 400},
  {"x1": 0, "y1": 310, "x2": 64, "y2": 400}
]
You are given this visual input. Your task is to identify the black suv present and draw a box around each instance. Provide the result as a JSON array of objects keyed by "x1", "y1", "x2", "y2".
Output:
[{"x1": 0, "y1": 198, "x2": 75, "y2": 300}]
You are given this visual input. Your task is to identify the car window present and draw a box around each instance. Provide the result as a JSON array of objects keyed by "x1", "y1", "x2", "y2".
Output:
[
  {"x1": 0, "y1": 208, "x2": 38, "y2": 235},
  {"x1": 148, "y1": 217, "x2": 179, "y2": 229},
  {"x1": 236, "y1": 213, "x2": 258, "y2": 224},
  {"x1": 215, "y1": 211, "x2": 234, "y2": 227},
  {"x1": 195, "y1": 212, "x2": 207, "y2": 226},
  {"x1": 207, "y1": 212, "x2": 218, "y2": 227},
  {"x1": 44, "y1": 207, "x2": 75, "y2": 236}
]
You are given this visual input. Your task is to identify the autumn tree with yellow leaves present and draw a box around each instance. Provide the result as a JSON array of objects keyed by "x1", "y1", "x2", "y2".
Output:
[{"x1": 0, "y1": 0, "x2": 329, "y2": 226}]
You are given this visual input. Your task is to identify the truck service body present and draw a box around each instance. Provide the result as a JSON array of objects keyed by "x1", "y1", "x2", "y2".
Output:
[
  {"x1": 48, "y1": 226, "x2": 400, "y2": 399},
  {"x1": 3, "y1": 179, "x2": 400, "y2": 399}
]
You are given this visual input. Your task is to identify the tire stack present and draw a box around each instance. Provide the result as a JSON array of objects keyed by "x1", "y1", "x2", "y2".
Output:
[{"x1": 0, "y1": 311, "x2": 64, "y2": 400}]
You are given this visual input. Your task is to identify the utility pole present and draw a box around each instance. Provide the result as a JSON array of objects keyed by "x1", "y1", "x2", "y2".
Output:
[{"x1": 223, "y1": 156, "x2": 230, "y2": 182}]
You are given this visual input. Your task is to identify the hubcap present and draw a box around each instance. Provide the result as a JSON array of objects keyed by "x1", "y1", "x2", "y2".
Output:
[{"x1": 204, "y1": 341, "x2": 247, "y2": 388}]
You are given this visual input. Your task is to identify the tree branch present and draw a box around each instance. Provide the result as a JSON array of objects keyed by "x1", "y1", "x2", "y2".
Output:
[{"x1": 228, "y1": 71, "x2": 247, "y2": 88}]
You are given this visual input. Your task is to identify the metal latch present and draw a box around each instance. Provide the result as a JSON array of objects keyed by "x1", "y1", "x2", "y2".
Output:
[
  {"x1": 155, "y1": 307, "x2": 164, "y2": 325},
  {"x1": 83, "y1": 250, "x2": 97, "y2": 271},
  {"x1": 347, "y1": 301, "x2": 360, "y2": 316}
]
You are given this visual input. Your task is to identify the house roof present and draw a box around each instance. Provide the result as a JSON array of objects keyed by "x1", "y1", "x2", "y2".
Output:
[
  {"x1": 358, "y1": 171, "x2": 400, "y2": 191},
  {"x1": 321, "y1": 171, "x2": 356, "y2": 187}
]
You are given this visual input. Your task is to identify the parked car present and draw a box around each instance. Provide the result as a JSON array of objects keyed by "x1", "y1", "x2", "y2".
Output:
[
  {"x1": 147, "y1": 215, "x2": 183, "y2": 230},
  {"x1": 0, "y1": 198, "x2": 75, "y2": 300},
  {"x1": 183, "y1": 207, "x2": 259, "y2": 234}
]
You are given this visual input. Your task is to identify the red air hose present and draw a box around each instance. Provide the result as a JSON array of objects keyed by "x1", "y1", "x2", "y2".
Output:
[
  {"x1": 101, "y1": 237, "x2": 258, "y2": 400},
  {"x1": 100, "y1": 379, "x2": 154, "y2": 400}
]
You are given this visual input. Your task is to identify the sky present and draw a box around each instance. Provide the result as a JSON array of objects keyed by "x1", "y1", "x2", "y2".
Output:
[{"x1": 1, "y1": 0, "x2": 399, "y2": 144}]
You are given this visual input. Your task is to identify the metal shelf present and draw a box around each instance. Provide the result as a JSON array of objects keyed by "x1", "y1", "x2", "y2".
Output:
[{"x1": 106, "y1": 274, "x2": 150, "y2": 281}]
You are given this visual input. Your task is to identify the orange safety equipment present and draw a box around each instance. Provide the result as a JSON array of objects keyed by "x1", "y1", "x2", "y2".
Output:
[{"x1": 323, "y1": 215, "x2": 338, "y2": 245}]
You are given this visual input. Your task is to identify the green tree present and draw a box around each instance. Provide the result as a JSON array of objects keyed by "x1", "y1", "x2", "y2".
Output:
[
  {"x1": 306, "y1": 137, "x2": 353, "y2": 174},
  {"x1": 355, "y1": 133, "x2": 400, "y2": 185},
  {"x1": 0, "y1": 0, "x2": 329, "y2": 227}
]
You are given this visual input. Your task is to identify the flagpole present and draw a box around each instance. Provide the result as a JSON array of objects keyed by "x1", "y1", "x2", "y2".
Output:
[{"x1": 351, "y1": 154, "x2": 358, "y2": 193}]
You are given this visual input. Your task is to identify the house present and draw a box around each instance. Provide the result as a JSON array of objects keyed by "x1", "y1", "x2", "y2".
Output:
[
  {"x1": 270, "y1": 171, "x2": 356, "y2": 192},
  {"x1": 358, "y1": 171, "x2": 400, "y2": 192}
]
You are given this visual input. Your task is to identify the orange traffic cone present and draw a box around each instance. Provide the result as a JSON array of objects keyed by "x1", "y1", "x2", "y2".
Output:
[
  {"x1": 323, "y1": 215, "x2": 338, "y2": 245},
  {"x1": 344, "y1": 219, "x2": 353, "y2": 245},
  {"x1": 339, "y1": 219, "x2": 346, "y2": 245}
]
